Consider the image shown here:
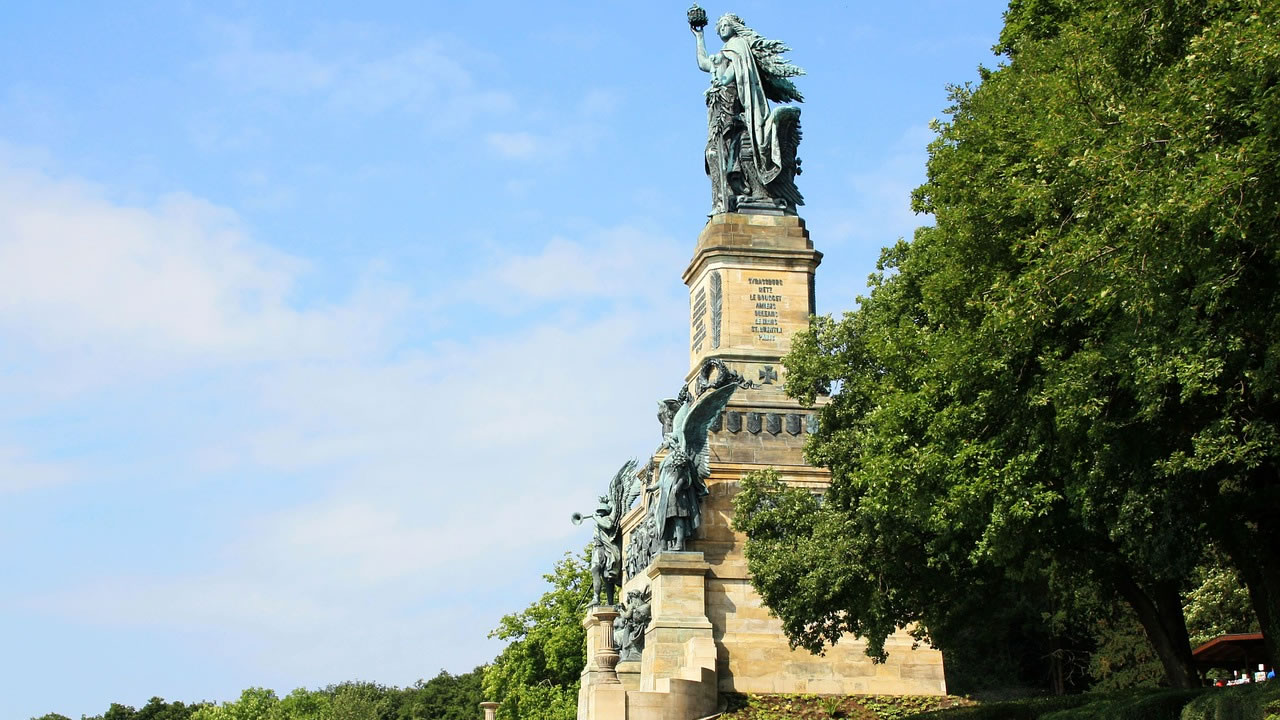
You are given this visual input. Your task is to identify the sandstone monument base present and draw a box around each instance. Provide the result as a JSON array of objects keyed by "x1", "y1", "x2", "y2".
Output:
[{"x1": 577, "y1": 214, "x2": 945, "y2": 719}]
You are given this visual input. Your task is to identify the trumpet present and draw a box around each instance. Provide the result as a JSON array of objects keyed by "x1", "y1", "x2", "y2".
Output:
[{"x1": 570, "y1": 511, "x2": 593, "y2": 525}]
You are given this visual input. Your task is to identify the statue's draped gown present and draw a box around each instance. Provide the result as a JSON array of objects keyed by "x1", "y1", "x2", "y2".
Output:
[
  {"x1": 705, "y1": 32, "x2": 788, "y2": 211},
  {"x1": 653, "y1": 446, "x2": 710, "y2": 549}
]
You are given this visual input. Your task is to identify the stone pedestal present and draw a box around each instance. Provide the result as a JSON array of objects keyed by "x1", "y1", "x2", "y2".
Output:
[
  {"x1": 579, "y1": 607, "x2": 627, "y2": 720},
  {"x1": 615, "y1": 660, "x2": 641, "y2": 691},
  {"x1": 593, "y1": 607, "x2": 622, "y2": 684},
  {"x1": 640, "y1": 552, "x2": 715, "y2": 691},
  {"x1": 580, "y1": 683, "x2": 625, "y2": 720},
  {"x1": 479, "y1": 702, "x2": 499, "y2": 720},
  {"x1": 682, "y1": 213, "x2": 821, "y2": 383}
]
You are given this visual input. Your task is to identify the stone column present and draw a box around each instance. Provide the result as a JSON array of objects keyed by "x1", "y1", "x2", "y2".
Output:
[
  {"x1": 578, "y1": 607, "x2": 628, "y2": 720},
  {"x1": 479, "y1": 701, "x2": 498, "y2": 720},
  {"x1": 592, "y1": 606, "x2": 622, "y2": 684},
  {"x1": 578, "y1": 604, "x2": 627, "y2": 717}
]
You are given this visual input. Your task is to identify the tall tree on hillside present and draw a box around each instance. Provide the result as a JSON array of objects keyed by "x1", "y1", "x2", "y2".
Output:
[
  {"x1": 81, "y1": 698, "x2": 203, "y2": 720},
  {"x1": 735, "y1": 0, "x2": 1279, "y2": 689},
  {"x1": 399, "y1": 667, "x2": 486, "y2": 720},
  {"x1": 483, "y1": 552, "x2": 592, "y2": 720}
]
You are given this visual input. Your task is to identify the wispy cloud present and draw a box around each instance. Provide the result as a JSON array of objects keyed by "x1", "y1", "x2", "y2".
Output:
[
  {"x1": 0, "y1": 163, "x2": 397, "y2": 387},
  {"x1": 2, "y1": 156, "x2": 685, "y2": 693},
  {"x1": 0, "y1": 445, "x2": 76, "y2": 494},
  {"x1": 484, "y1": 87, "x2": 619, "y2": 162},
  {"x1": 480, "y1": 228, "x2": 685, "y2": 304},
  {"x1": 203, "y1": 24, "x2": 515, "y2": 122},
  {"x1": 486, "y1": 131, "x2": 541, "y2": 159},
  {"x1": 817, "y1": 124, "x2": 935, "y2": 250}
]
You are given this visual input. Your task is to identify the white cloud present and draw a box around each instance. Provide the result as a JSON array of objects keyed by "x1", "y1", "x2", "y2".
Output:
[
  {"x1": 3, "y1": 156, "x2": 687, "y2": 687},
  {"x1": 0, "y1": 162, "x2": 401, "y2": 390},
  {"x1": 819, "y1": 124, "x2": 935, "y2": 248},
  {"x1": 486, "y1": 131, "x2": 541, "y2": 159},
  {"x1": 209, "y1": 44, "x2": 336, "y2": 96},
  {"x1": 0, "y1": 445, "x2": 76, "y2": 494},
  {"x1": 485, "y1": 89, "x2": 617, "y2": 162},
  {"x1": 578, "y1": 88, "x2": 620, "y2": 116},
  {"x1": 204, "y1": 26, "x2": 514, "y2": 122},
  {"x1": 479, "y1": 226, "x2": 685, "y2": 304}
]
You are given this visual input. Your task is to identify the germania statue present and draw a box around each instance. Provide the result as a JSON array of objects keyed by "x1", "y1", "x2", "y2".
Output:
[{"x1": 689, "y1": 5, "x2": 805, "y2": 215}]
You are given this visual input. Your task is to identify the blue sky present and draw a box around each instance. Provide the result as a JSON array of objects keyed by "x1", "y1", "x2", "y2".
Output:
[{"x1": 0, "y1": 2, "x2": 1008, "y2": 717}]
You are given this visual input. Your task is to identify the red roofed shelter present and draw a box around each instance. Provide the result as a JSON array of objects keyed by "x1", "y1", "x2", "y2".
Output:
[{"x1": 1192, "y1": 633, "x2": 1268, "y2": 671}]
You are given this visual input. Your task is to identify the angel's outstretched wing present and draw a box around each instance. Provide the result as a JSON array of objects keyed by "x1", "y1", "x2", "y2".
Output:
[
  {"x1": 609, "y1": 459, "x2": 639, "y2": 519},
  {"x1": 675, "y1": 383, "x2": 737, "y2": 471},
  {"x1": 623, "y1": 461, "x2": 646, "y2": 510}
]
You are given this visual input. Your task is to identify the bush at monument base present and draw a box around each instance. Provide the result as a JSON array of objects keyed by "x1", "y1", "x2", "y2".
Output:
[
  {"x1": 719, "y1": 692, "x2": 971, "y2": 719},
  {"x1": 913, "y1": 685, "x2": 1280, "y2": 720}
]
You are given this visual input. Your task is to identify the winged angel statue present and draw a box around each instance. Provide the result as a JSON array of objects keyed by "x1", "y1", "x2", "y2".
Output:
[
  {"x1": 652, "y1": 383, "x2": 738, "y2": 550},
  {"x1": 691, "y1": 7, "x2": 805, "y2": 215}
]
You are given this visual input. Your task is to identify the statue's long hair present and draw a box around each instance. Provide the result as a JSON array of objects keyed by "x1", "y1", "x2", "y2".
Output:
[
  {"x1": 717, "y1": 13, "x2": 761, "y2": 47},
  {"x1": 716, "y1": 13, "x2": 805, "y2": 104}
]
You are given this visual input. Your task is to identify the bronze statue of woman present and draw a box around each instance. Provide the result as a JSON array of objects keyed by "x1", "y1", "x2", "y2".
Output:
[{"x1": 691, "y1": 10, "x2": 806, "y2": 214}]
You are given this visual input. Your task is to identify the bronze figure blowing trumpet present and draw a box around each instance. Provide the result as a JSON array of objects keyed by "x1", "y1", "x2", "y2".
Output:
[{"x1": 570, "y1": 508, "x2": 608, "y2": 525}]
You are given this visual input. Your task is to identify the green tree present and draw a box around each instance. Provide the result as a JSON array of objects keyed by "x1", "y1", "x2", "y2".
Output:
[
  {"x1": 103, "y1": 704, "x2": 141, "y2": 720},
  {"x1": 133, "y1": 697, "x2": 204, "y2": 720},
  {"x1": 82, "y1": 698, "x2": 204, "y2": 720},
  {"x1": 483, "y1": 551, "x2": 591, "y2": 720},
  {"x1": 1185, "y1": 562, "x2": 1261, "y2": 647},
  {"x1": 276, "y1": 688, "x2": 331, "y2": 720},
  {"x1": 398, "y1": 667, "x2": 485, "y2": 720},
  {"x1": 1088, "y1": 559, "x2": 1264, "y2": 689},
  {"x1": 737, "y1": 0, "x2": 1279, "y2": 689},
  {"x1": 190, "y1": 688, "x2": 280, "y2": 720},
  {"x1": 76, "y1": 670, "x2": 487, "y2": 720},
  {"x1": 325, "y1": 682, "x2": 394, "y2": 720},
  {"x1": 1087, "y1": 601, "x2": 1167, "y2": 691}
]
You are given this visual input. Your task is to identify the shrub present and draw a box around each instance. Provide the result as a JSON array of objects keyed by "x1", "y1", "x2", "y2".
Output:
[
  {"x1": 1179, "y1": 682, "x2": 1280, "y2": 720},
  {"x1": 1042, "y1": 689, "x2": 1204, "y2": 720},
  {"x1": 911, "y1": 694, "x2": 1089, "y2": 719}
]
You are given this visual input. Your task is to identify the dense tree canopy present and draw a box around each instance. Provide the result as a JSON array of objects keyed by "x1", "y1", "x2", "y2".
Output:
[
  {"x1": 43, "y1": 669, "x2": 485, "y2": 720},
  {"x1": 736, "y1": 0, "x2": 1279, "y2": 690}
]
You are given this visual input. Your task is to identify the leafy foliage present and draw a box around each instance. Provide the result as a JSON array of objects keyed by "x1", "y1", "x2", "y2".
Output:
[
  {"x1": 1038, "y1": 688, "x2": 1205, "y2": 720},
  {"x1": 76, "y1": 698, "x2": 205, "y2": 720},
  {"x1": 398, "y1": 669, "x2": 485, "y2": 720},
  {"x1": 738, "y1": 0, "x2": 1280, "y2": 691},
  {"x1": 718, "y1": 692, "x2": 969, "y2": 720},
  {"x1": 1089, "y1": 558, "x2": 1261, "y2": 690},
  {"x1": 913, "y1": 688, "x2": 1204, "y2": 720},
  {"x1": 1087, "y1": 602, "x2": 1166, "y2": 691},
  {"x1": 191, "y1": 688, "x2": 281, "y2": 720},
  {"x1": 1179, "y1": 681, "x2": 1280, "y2": 720},
  {"x1": 1184, "y1": 562, "x2": 1261, "y2": 646},
  {"x1": 61, "y1": 668, "x2": 484, "y2": 720},
  {"x1": 911, "y1": 694, "x2": 1091, "y2": 720},
  {"x1": 45, "y1": 552, "x2": 587, "y2": 720},
  {"x1": 483, "y1": 551, "x2": 592, "y2": 720}
]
